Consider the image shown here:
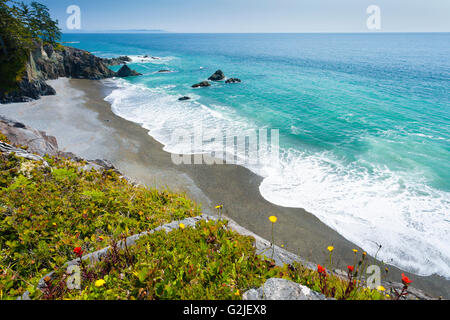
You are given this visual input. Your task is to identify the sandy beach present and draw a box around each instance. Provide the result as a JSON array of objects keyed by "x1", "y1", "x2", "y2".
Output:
[{"x1": 1, "y1": 78, "x2": 448, "y2": 298}]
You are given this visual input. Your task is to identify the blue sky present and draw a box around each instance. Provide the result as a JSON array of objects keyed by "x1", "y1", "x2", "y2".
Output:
[{"x1": 27, "y1": 0, "x2": 450, "y2": 33}]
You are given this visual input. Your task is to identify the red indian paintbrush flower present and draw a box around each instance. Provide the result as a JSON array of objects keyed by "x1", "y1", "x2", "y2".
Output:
[
  {"x1": 401, "y1": 273, "x2": 412, "y2": 286},
  {"x1": 74, "y1": 247, "x2": 83, "y2": 257},
  {"x1": 347, "y1": 265, "x2": 354, "y2": 273},
  {"x1": 317, "y1": 264, "x2": 326, "y2": 274}
]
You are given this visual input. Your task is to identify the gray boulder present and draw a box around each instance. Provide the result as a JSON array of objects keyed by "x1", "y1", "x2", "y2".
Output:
[{"x1": 243, "y1": 278, "x2": 328, "y2": 300}]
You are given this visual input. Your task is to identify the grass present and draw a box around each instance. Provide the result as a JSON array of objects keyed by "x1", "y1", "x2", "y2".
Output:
[{"x1": 0, "y1": 134, "x2": 394, "y2": 300}]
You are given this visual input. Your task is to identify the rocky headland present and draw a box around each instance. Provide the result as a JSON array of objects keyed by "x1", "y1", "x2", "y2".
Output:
[{"x1": 0, "y1": 42, "x2": 140, "y2": 104}]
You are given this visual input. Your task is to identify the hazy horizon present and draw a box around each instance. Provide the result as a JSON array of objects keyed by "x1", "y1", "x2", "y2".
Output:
[{"x1": 21, "y1": 0, "x2": 450, "y2": 33}]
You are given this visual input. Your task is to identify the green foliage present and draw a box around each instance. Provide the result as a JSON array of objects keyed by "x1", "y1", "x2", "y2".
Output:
[
  {"x1": 51, "y1": 168, "x2": 78, "y2": 182},
  {"x1": 42, "y1": 220, "x2": 281, "y2": 300},
  {"x1": 0, "y1": 132, "x2": 11, "y2": 144},
  {"x1": 0, "y1": 1, "x2": 32, "y2": 91},
  {"x1": 15, "y1": 1, "x2": 62, "y2": 45},
  {"x1": 0, "y1": 153, "x2": 200, "y2": 299},
  {"x1": 0, "y1": 0, "x2": 61, "y2": 92},
  {"x1": 34, "y1": 220, "x2": 388, "y2": 301}
]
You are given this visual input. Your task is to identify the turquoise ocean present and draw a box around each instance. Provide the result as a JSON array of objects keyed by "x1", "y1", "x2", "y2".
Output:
[{"x1": 63, "y1": 33, "x2": 450, "y2": 278}]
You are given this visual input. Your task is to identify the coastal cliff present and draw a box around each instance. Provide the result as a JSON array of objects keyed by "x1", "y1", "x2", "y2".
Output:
[{"x1": 0, "y1": 42, "x2": 137, "y2": 104}]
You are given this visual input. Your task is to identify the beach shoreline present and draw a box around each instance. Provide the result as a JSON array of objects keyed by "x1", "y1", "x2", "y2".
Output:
[{"x1": 0, "y1": 77, "x2": 448, "y2": 298}]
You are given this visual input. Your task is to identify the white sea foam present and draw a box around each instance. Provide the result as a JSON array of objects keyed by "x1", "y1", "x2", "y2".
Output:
[
  {"x1": 127, "y1": 55, "x2": 176, "y2": 64},
  {"x1": 104, "y1": 78, "x2": 450, "y2": 279}
]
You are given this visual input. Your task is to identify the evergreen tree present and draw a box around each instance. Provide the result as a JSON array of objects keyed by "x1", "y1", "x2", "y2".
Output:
[
  {"x1": 0, "y1": 0, "x2": 61, "y2": 91},
  {"x1": 0, "y1": 0, "x2": 32, "y2": 90}
]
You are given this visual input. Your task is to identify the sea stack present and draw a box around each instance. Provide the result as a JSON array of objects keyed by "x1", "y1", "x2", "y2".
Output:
[
  {"x1": 208, "y1": 70, "x2": 225, "y2": 81},
  {"x1": 116, "y1": 65, "x2": 142, "y2": 77}
]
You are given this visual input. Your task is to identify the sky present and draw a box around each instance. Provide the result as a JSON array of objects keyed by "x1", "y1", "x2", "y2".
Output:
[{"x1": 24, "y1": 0, "x2": 450, "y2": 33}]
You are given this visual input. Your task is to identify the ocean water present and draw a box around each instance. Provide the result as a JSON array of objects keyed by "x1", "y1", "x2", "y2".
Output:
[{"x1": 63, "y1": 33, "x2": 450, "y2": 278}]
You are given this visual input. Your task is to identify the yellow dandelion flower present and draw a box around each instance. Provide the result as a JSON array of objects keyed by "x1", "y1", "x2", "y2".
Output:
[
  {"x1": 269, "y1": 216, "x2": 278, "y2": 223},
  {"x1": 235, "y1": 290, "x2": 240, "y2": 296},
  {"x1": 95, "y1": 279, "x2": 106, "y2": 287},
  {"x1": 215, "y1": 205, "x2": 223, "y2": 209},
  {"x1": 327, "y1": 246, "x2": 334, "y2": 252},
  {"x1": 138, "y1": 211, "x2": 144, "y2": 216},
  {"x1": 352, "y1": 249, "x2": 358, "y2": 253},
  {"x1": 377, "y1": 286, "x2": 385, "y2": 292},
  {"x1": 179, "y1": 223, "x2": 185, "y2": 230}
]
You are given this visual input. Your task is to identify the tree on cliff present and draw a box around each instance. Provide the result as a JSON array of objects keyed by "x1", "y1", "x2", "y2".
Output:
[
  {"x1": 0, "y1": 0, "x2": 61, "y2": 93},
  {"x1": 0, "y1": 0, "x2": 33, "y2": 90},
  {"x1": 14, "y1": 1, "x2": 61, "y2": 45}
]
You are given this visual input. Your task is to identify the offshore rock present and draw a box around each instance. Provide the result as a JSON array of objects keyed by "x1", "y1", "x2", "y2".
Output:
[
  {"x1": 208, "y1": 70, "x2": 225, "y2": 81},
  {"x1": 116, "y1": 64, "x2": 142, "y2": 77},
  {"x1": 192, "y1": 81, "x2": 211, "y2": 88}
]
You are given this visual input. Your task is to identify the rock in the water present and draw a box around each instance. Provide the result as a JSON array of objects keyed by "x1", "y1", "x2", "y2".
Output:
[
  {"x1": 116, "y1": 65, "x2": 142, "y2": 77},
  {"x1": 102, "y1": 56, "x2": 132, "y2": 66},
  {"x1": 243, "y1": 278, "x2": 328, "y2": 300},
  {"x1": 208, "y1": 70, "x2": 225, "y2": 81},
  {"x1": 225, "y1": 78, "x2": 241, "y2": 84},
  {"x1": 192, "y1": 81, "x2": 211, "y2": 88},
  {"x1": 157, "y1": 70, "x2": 172, "y2": 73},
  {"x1": 178, "y1": 96, "x2": 191, "y2": 101}
]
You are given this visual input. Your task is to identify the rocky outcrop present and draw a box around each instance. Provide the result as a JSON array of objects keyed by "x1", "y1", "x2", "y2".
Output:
[
  {"x1": 0, "y1": 115, "x2": 75, "y2": 158},
  {"x1": 116, "y1": 64, "x2": 142, "y2": 77},
  {"x1": 192, "y1": 81, "x2": 211, "y2": 88},
  {"x1": 208, "y1": 70, "x2": 225, "y2": 81},
  {"x1": 1, "y1": 42, "x2": 140, "y2": 104},
  {"x1": 0, "y1": 78, "x2": 56, "y2": 104},
  {"x1": 102, "y1": 56, "x2": 132, "y2": 66},
  {"x1": 243, "y1": 278, "x2": 328, "y2": 300},
  {"x1": 31, "y1": 44, "x2": 116, "y2": 81},
  {"x1": 226, "y1": 78, "x2": 241, "y2": 84}
]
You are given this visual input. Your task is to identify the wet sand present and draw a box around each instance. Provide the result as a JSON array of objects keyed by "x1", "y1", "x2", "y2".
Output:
[{"x1": 1, "y1": 78, "x2": 448, "y2": 298}]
